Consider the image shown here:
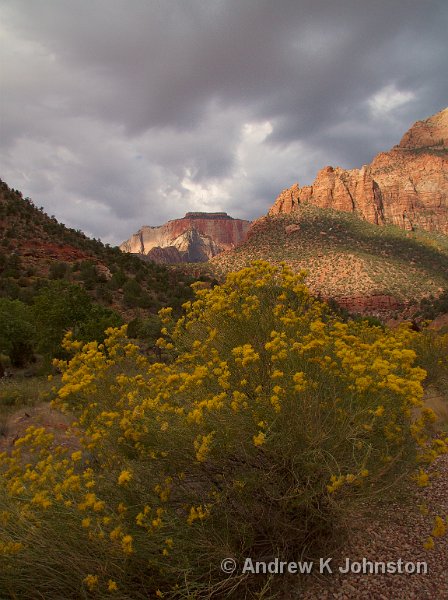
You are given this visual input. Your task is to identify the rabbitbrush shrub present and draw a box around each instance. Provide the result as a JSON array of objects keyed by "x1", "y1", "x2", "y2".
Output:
[{"x1": 0, "y1": 261, "x2": 446, "y2": 599}]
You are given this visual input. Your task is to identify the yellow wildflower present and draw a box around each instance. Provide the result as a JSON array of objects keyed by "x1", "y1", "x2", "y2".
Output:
[
  {"x1": 117, "y1": 471, "x2": 132, "y2": 485},
  {"x1": 253, "y1": 432, "x2": 266, "y2": 447},
  {"x1": 327, "y1": 474, "x2": 345, "y2": 493},
  {"x1": 432, "y1": 516, "x2": 446, "y2": 538},
  {"x1": 416, "y1": 469, "x2": 429, "y2": 487},
  {"x1": 423, "y1": 536, "x2": 434, "y2": 550},
  {"x1": 271, "y1": 369, "x2": 284, "y2": 379},
  {"x1": 110, "y1": 526, "x2": 122, "y2": 541},
  {"x1": 122, "y1": 534, "x2": 133, "y2": 554},
  {"x1": 292, "y1": 372, "x2": 306, "y2": 392},
  {"x1": 194, "y1": 432, "x2": 215, "y2": 463},
  {"x1": 83, "y1": 574, "x2": 98, "y2": 591},
  {"x1": 374, "y1": 406, "x2": 385, "y2": 417},
  {"x1": 187, "y1": 504, "x2": 210, "y2": 525}
]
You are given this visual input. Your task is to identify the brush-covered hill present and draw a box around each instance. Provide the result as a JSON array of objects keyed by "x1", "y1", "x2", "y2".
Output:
[
  {"x1": 0, "y1": 179, "x2": 202, "y2": 320},
  {"x1": 211, "y1": 206, "x2": 448, "y2": 316}
]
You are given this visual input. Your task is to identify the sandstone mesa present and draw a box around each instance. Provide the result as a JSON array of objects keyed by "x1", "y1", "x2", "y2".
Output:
[{"x1": 120, "y1": 212, "x2": 251, "y2": 263}]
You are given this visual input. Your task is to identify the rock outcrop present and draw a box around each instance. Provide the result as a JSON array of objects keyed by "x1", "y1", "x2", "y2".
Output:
[
  {"x1": 145, "y1": 246, "x2": 184, "y2": 264},
  {"x1": 269, "y1": 108, "x2": 448, "y2": 234},
  {"x1": 120, "y1": 212, "x2": 251, "y2": 263}
]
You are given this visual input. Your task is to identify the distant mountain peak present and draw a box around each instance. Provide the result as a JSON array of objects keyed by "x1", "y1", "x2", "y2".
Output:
[
  {"x1": 121, "y1": 212, "x2": 251, "y2": 263},
  {"x1": 397, "y1": 107, "x2": 448, "y2": 150}
]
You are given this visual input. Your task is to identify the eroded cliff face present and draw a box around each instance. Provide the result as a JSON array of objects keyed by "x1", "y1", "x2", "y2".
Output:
[
  {"x1": 269, "y1": 108, "x2": 448, "y2": 234},
  {"x1": 120, "y1": 212, "x2": 251, "y2": 263}
]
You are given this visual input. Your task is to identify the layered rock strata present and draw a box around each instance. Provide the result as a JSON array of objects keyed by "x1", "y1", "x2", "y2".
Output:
[
  {"x1": 269, "y1": 108, "x2": 448, "y2": 234},
  {"x1": 121, "y1": 212, "x2": 251, "y2": 263}
]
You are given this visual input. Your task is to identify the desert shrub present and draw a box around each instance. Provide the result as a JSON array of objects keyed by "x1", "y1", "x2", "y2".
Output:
[
  {"x1": 32, "y1": 281, "x2": 93, "y2": 357},
  {"x1": 49, "y1": 261, "x2": 69, "y2": 280},
  {"x1": 108, "y1": 270, "x2": 127, "y2": 290},
  {"x1": 78, "y1": 260, "x2": 103, "y2": 290},
  {"x1": 123, "y1": 278, "x2": 143, "y2": 307},
  {"x1": 1, "y1": 254, "x2": 21, "y2": 278},
  {"x1": 0, "y1": 298, "x2": 35, "y2": 367},
  {"x1": 0, "y1": 278, "x2": 21, "y2": 299},
  {"x1": 0, "y1": 262, "x2": 446, "y2": 599},
  {"x1": 75, "y1": 304, "x2": 123, "y2": 346},
  {"x1": 411, "y1": 329, "x2": 448, "y2": 420},
  {"x1": 32, "y1": 280, "x2": 123, "y2": 359},
  {"x1": 95, "y1": 283, "x2": 113, "y2": 304},
  {"x1": 135, "y1": 291, "x2": 154, "y2": 309},
  {"x1": 128, "y1": 314, "x2": 162, "y2": 340},
  {"x1": 417, "y1": 289, "x2": 448, "y2": 320}
]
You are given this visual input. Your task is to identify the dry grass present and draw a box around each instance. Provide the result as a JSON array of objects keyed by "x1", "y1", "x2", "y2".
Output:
[{"x1": 424, "y1": 386, "x2": 448, "y2": 431}]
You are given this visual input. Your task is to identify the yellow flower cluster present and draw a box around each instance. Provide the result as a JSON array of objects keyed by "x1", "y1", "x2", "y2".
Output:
[
  {"x1": 187, "y1": 504, "x2": 211, "y2": 525},
  {"x1": 232, "y1": 344, "x2": 260, "y2": 367},
  {"x1": 424, "y1": 516, "x2": 447, "y2": 551},
  {"x1": 194, "y1": 432, "x2": 215, "y2": 462},
  {"x1": 117, "y1": 470, "x2": 132, "y2": 486},
  {"x1": 1, "y1": 261, "x2": 446, "y2": 598},
  {"x1": 253, "y1": 431, "x2": 266, "y2": 447}
]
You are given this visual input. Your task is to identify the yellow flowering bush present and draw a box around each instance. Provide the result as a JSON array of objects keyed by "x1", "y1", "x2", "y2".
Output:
[{"x1": 0, "y1": 261, "x2": 446, "y2": 599}]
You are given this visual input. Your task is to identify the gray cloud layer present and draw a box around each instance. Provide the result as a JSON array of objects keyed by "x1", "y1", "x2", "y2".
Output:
[{"x1": 1, "y1": 0, "x2": 447, "y2": 244}]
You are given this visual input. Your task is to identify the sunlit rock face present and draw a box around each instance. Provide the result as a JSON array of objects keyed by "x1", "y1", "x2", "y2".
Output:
[
  {"x1": 269, "y1": 108, "x2": 448, "y2": 234},
  {"x1": 120, "y1": 212, "x2": 251, "y2": 263}
]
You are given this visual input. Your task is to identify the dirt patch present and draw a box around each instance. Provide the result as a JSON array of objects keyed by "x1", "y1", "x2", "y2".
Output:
[
  {"x1": 424, "y1": 386, "x2": 448, "y2": 429},
  {"x1": 300, "y1": 453, "x2": 448, "y2": 600},
  {"x1": 429, "y1": 313, "x2": 448, "y2": 331},
  {"x1": 0, "y1": 402, "x2": 79, "y2": 453}
]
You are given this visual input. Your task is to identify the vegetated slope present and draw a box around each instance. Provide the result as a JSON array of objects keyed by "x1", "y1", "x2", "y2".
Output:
[
  {"x1": 211, "y1": 206, "x2": 448, "y2": 315},
  {"x1": 270, "y1": 107, "x2": 448, "y2": 234},
  {"x1": 0, "y1": 179, "x2": 201, "y2": 319}
]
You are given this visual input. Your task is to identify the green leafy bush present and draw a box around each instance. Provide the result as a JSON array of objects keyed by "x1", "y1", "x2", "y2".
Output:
[
  {"x1": 0, "y1": 298, "x2": 35, "y2": 367},
  {"x1": 32, "y1": 280, "x2": 122, "y2": 359}
]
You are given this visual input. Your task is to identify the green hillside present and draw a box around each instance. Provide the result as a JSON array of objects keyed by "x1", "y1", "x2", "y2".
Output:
[
  {"x1": 0, "y1": 179, "x2": 203, "y2": 318},
  {"x1": 0, "y1": 179, "x2": 211, "y2": 371}
]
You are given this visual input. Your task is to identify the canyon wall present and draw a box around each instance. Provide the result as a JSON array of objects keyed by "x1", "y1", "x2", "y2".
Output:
[
  {"x1": 269, "y1": 108, "x2": 448, "y2": 234},
  {"x1": 120, "y1": 212, "x2": 251, "y2": 263}
]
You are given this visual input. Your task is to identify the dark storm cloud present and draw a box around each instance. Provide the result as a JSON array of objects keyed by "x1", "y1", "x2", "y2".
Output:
[{"x1": 0, "y1": 0, "x2": 447, "y2": 244}]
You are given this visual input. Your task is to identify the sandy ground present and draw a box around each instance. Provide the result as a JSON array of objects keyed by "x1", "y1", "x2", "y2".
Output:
[
  {"x1": 0, "y1": 402, "x2": 77, "y2": 452},
  {"x1": 300, "y1": 453, "x2": 448, "y2": 600}
]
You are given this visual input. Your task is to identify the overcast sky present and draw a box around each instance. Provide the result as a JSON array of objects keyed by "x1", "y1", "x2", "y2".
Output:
[{"x1": 1, "y1": 0, "x2": 447, "y2": 245}]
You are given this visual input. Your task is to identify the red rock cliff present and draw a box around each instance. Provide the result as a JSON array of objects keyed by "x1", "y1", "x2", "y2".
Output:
[
  {"x1": 269, "y1": 108, "x2": 448, "y2": 234},
  {"x1": 120, "y1": 212, "x2": 251, "y2": 262}
]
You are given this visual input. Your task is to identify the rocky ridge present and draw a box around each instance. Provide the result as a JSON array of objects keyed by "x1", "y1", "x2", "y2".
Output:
[
  {"x1": 269, "y1": 108, "x2": 448, "y2": 234},
  {"x1": 120, "y1": 212, "x2": 251, "y2": 263}
]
